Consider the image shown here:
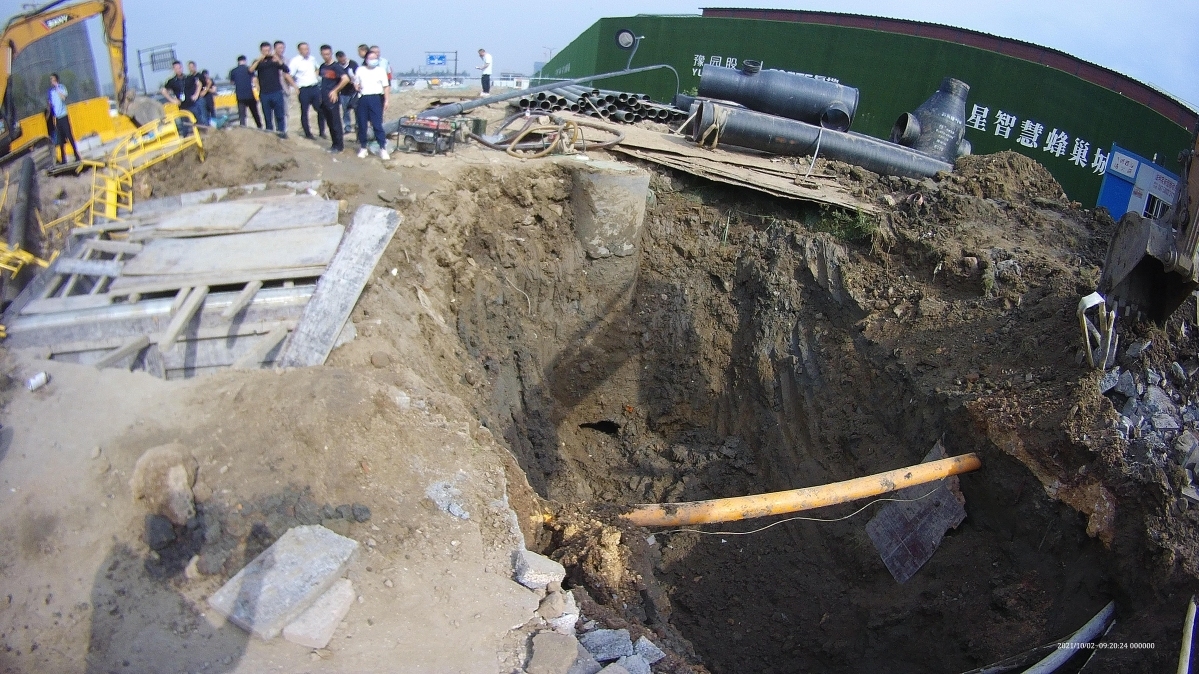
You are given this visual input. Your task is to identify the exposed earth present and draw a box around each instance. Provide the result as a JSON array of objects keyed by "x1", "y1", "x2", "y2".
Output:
[{"x1": 1, "y1": 86, "x2": 1197, "y2": 674}]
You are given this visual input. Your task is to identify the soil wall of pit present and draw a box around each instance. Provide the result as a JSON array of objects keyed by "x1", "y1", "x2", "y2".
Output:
[{"x1": 360, "y1": 157, "x2": 1189, "y2": 673}]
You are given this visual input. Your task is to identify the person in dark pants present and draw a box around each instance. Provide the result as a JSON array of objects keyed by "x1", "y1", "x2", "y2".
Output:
[
  {"x1": 336, "y1": 51, "x2": 358, "y2": 133},
  {"x1": 185, "y1": 61, "x2": 208, "y2": 125},
  {"x1": 353, "y1": 48, "x2": 390, "y2": 160},
  {"x1": 229, "y1": 56, "x2": 261, "y2": 128},
  {"x1": 46, "y1": 74, "x2": 79, "y2": 164},
  {"x1": 160, "y1": 61, "x2": 194, "y2": 135},
  {"x1": 251, "y1": 41, "x2": 294, "y2": 138},
  {"x1": 317, "y1": 45, "x2": 349, "y2": 153},
  {"x1": 201, "y1": 70, "x2": 216, "y2": 123},
  {"x1": 477, "y1": 48, "x2": 493, "y2": 95},
  {"x1": 289, "y1": 42, "x2": 322, "y2": 140}
]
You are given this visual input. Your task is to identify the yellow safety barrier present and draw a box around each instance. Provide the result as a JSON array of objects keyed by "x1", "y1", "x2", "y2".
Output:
[
  {"x1": 0, "y1": 243, "x2": 54, "y2": 276},
  {"x1": 41, "y1": 109, "x2": 204, "y2": 232}
]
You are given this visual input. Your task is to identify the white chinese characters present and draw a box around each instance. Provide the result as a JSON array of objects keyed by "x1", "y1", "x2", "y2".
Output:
[{"x1": 967, "y1": 102, "x2": 1106, "y2": 175}]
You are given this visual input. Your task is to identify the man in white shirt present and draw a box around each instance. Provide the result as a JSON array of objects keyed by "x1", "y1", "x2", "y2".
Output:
[
  {"x1": 476, "y1": 49, "x2": 493, "y2": 95},
  {"x1": 353, "y1": 48, "x2": 391, "y2": 160},
  {"x1": 289, "y1": 42, "x2": 323, "y2": 140}
]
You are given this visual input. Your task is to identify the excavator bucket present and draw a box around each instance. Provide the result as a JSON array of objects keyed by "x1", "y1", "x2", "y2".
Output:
[
  {"x1": 1098, "y1": 125, "x2": 1199, "y2": 324},
  {"x1": 1098, "y1": 212, "x2": 1196, "y2": 324}
]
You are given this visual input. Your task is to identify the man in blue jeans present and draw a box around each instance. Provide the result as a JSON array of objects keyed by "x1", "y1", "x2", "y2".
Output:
[
  {"x1": 251, "y1": 41, "x2": 294, "y2": 138},
  {"x1": 353, "y1": 48, "x2": 390, "y2": 160}
]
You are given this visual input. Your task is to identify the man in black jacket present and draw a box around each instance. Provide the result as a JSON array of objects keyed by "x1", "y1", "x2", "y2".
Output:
[
  {"x1": 229, "y1": 56, "x2": 261, "y2": 128},
  {"x1": 251, "y1": 42, "x2": 294, "y2": 138}
]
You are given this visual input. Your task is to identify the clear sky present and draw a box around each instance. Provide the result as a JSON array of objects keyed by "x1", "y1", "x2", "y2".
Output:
[{"x1": 3, "y1": 0, "x2": 1196, "y2": 108}]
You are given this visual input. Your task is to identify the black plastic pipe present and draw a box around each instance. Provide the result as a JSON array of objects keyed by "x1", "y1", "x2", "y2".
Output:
[
  {"x1": 698, "y1": 62, "x2": 859, "y2": 131},
  {"x1": 889, "y1": 77, "x2": 971, "y2": 163},
  {"x1": 692, "y1": 101, "x2": 952, "y2": 179},
  {"x1": 414, "y1": 63, "x2": 680, "y2": 120}
]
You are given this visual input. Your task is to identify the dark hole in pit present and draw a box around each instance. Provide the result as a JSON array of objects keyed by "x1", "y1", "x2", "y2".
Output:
[{"x1": 579, "y1": 420, "x2": 621, "y2": 436}]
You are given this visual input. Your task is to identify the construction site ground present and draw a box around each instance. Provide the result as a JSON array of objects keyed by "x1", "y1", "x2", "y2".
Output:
[{"x1": 2, "y1": 86, "x2": 1198, "y2": 674}]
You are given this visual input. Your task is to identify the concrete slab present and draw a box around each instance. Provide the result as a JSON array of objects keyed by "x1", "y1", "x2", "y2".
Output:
[
  {"x1": 633, "y1": 636, "x2": 666, "y2": 664},
  {"x1": 527, "y1": 631, "x2": 580, "y2": 674},
  {"x1": 207, "y1": 525, "x2": 359, "y2": 640},
  {"x1": 615, "y1": 654, "x2": 650, "y2": 674},
  {"x1": 282, "y1": 578, "x2": 355, "y2": 648}
]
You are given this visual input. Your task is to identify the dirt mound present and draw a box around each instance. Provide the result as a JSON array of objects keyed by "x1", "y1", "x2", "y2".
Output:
[
  {"x1": 953, "y1": 150, "x2": 1070, "y2": 203},
  {"x1": 139, "y1": 128, "x2": 305, "y2": 198}
]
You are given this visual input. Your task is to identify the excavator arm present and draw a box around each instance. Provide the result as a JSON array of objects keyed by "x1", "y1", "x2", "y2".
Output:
[{"x1": 0, "y1": 0, "x2": 126, "y2": 154}]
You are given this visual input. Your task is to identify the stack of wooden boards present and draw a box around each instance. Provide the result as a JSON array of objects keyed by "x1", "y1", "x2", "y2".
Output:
[{"x1": 3, "y1": 184, "x2": 400, "y2": 379}]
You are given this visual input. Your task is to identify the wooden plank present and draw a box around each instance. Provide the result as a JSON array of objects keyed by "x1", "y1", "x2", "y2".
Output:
[
  {"x1": 221, "y1": 280, "x2": 263, "y2": 320},
  {"x1": 612, "y1": 146, "x2": 875, "y2": 213},
  {"x1": 126, "y1": 197, "x2": 339, "y2": 240},
  {"x1": 55, "y1": 257, "x2": 123, "y2": 277},
  {"x1": 93, "y1": 335, "x2": 150, "y2": 370},
  {"x1": 119, "y1": 225, "x2": 344, "y2": 277},
  {"x1": 277, "y1": 206, "x2": 400, "y2": 367},
  {"x1": 85, "y1": 240, "x2": 144, "y2": 255},
  {"x1": 34, "y1": 318, "x2": 299, "y2": 355},
  {"x1": 159, "y1": 286, "x2": 209, "y2": 347},
  {"x1": 21, "y1": 294, "x2": 113, "y2": 315},
  {"x1": 232, "y1": 325, "x2": 290, "y2": 369},
  {"x1": 4, "y1": 285, "x2": 313, "y2": 349},
  {"x1": 107, "y1": 265, "x2": 326, "y2": 296},
  {"x1": 154, "y1": 202, "x2": 263, "y2": 232}
]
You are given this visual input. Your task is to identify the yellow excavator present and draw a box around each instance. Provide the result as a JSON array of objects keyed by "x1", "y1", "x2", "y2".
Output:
[
  {"x1": 1098, "y1": 124, "x2": 1199, "y2": 324},
  {"x1": 0, "y1": 0, "x2": 141, "y2": 162}
]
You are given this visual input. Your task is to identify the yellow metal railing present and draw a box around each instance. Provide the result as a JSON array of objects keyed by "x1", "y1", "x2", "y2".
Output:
[{"x1": 41, "y1": 110, "x2": 204, "y2": 232}]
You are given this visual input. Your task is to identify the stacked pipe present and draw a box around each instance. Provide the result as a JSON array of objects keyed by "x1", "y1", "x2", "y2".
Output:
[
  {"x1": 687, "y1": 61, "x2": 973, "y2": 179},
  {"x1": 513, "y1": 85, "x2": 690, "y2": 124}
]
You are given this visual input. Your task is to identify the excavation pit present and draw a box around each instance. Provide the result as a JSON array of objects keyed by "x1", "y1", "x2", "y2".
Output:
[{"x1": 351, "y1": 156, "x2": 1188, "y2": 673}]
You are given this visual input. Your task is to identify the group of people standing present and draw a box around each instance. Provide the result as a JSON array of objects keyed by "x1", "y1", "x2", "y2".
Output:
[
  {"x1": 164, "y1": 42, "x2": 393, "y2": 159},
  {"x1": 159, "y1": 61, "x2": 218, "y2": 127}
]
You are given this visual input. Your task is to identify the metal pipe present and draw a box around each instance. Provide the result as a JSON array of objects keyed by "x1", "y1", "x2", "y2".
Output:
[
  {"x1": 693, "y1": 101, "x2": 952, "y2": 179},
  {"x1": 698, "y1": 62, "x2": 859, "y2": 131},
  {"x1": 415, "y1": 63, "x2": 681, "y2": 120}
]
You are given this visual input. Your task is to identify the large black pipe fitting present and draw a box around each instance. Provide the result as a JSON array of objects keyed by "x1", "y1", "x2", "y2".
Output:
[
  {"x1": 698, "y1": 63, "x2": 859, "y2": 132},
  {"x1": 692, "y1": 101, "x2": 952, "y2": 179},
  {"x1": 889, "y1": 77, "x2": 970, "y2": 163}
]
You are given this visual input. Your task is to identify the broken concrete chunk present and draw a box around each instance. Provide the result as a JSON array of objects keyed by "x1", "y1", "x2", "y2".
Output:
[
  {"x1": 568, "y1": 642, "x2": 603, "y2": 674},
  {"x1": 633, "y1": 636, "x2": 666, "y2": 664},
  {"x1": 1113, "y1": 371, "x2": 1138, "y2": 398},
  {"x1": 208, "y1": 525, "x2": 359, "y2": 640},
  {"x1": 130, "y1": 443, "x2": 197, "y2": 526},
  {"x1": 614, "y1": 654, "x2": 651, "y2": 674},
  {"x1": 1126, "y1": 340, "x2": 1152, "y2": 359},
  {"x1": 515, "y1": 549, "x2": 566, "y2": 590},
  {"x1": 282, "y1": 578, "x2": 355, "y2": 649},
  {"x1": 1173, "y1": 362, "x2": 1187, "y2": 381},
  {"x1": 1099, "y1": 368, "x2": 1120, "y2": 394},
  {"x1": 1143, "y1": 386, "x2": 1178, "y2": 417},
  {"x1": 580, "y1": 628, "x2": 635, "y2": 662},
  {"x1": 1152, "y1": 414, "x2": 1181, "y2": 431},
  {"x1": 1184, "y1": 485, "x2": 1199, "y2": 504},
  {"x1": 548, "y1": 590, "x2": 580, "y2": 635},
  {"x1": 538, "y1": 591, "x2": 568, "y2": 620},
  {"x1": 597, "y1": 665, "x2": 631, "y2": 674},
  {"x1": 527, "y1": 631, "x2": 582, "y2": 674}
]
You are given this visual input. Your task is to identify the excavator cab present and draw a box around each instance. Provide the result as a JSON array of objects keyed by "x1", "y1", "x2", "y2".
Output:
[{"x1": 1097, "y1": 124, "x2": 1199, "y2": 324}]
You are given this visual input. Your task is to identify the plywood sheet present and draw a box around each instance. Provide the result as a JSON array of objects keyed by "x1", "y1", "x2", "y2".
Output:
[
  {"x1": 120, "y1": 225, "x2": 344, "y2": 277},
  {"x1": 154, "y1": 202, "x2": 262, "y2": 231}
]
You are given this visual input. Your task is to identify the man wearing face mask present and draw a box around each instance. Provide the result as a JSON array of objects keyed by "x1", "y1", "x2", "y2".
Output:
[{"x1": 353, "y1": 49, "x2": 390, "y2": 160}]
